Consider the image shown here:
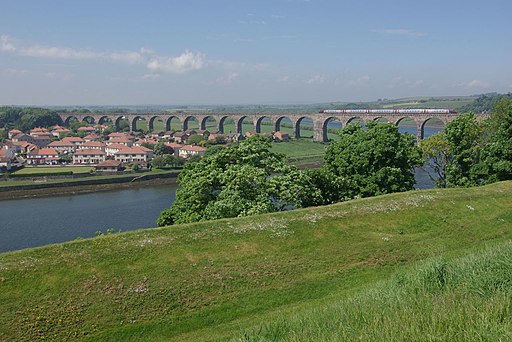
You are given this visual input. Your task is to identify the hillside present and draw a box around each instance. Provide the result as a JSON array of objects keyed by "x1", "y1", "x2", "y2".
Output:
[{"x1": 0, "y1": 182, "x2": 511, "y2": 341}]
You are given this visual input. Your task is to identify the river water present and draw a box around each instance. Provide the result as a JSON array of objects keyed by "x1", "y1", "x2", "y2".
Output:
[{"x1": 0, "y1": 184, "x2": 178, "y2": 253}]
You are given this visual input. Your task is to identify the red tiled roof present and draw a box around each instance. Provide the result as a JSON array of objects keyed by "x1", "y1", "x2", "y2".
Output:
[
  {"x1": 81, "y1": 141, "x2": 106, "y2": 147},
  {"x1": 74, "y1": 149, "x2": 106, "y2": 155},
  {"x1": 48, "y1": 141, "x2": 75, "y2": 147},
  {"x1": 181, "y1": 145, "x2": 206, "y2": 152},
  {"x1": 96, "y1": 160, "x2": 122, "y2": 167}
]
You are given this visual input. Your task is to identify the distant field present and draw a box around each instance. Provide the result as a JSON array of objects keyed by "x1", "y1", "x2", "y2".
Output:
[
  {"x1": 12, "y1": 166, "x2": 93, "y2": 175},
  {"x1": 271, "y1": 139, "x2": 326, "y2": 159}
]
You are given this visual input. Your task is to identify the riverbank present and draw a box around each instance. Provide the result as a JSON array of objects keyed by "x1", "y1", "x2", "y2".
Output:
[{"x1": 0, "y1": 171, "x2": 179, "y2": 201}]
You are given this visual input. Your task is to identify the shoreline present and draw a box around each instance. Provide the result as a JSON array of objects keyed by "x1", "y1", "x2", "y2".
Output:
[{"x1": 0, "y1": 175, "x2": 178, "y2": 201}]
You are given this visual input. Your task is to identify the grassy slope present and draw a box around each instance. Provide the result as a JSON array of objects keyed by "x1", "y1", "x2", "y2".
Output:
[
  {"x1": 12, "y1": 166, "x2": 94, "y2": 175},
  {"x1": 0, "y1": 182, "x2": 511, "y2": 341}
]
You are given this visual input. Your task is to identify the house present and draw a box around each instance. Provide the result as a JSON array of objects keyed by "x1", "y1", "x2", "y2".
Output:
[
  {"x1": 108, "y1": 132, "x2": 133, "y2": 140},
  {"x1": 105, "y1": 143, "x2": 126, "y2": 156},
  {"x1": 50, "y1": 126, "x2": 71, "y2": 138},
  {"x1": 8, "y1": 129, "x2": 22, "y2": 139},
  {"x1": 106, "y1": 137, "x2": 133, "y2": 146},
  {"x1": 114, "y1": 146, "x2": 153, "y2": 163},
  {"x1": 178, "y1": 145, "x2": 206, "y2": 159},
  {"x1": 162, "y1": 131, "x2": 175, "y2": 140},
  {"x1": 48, "y1": 140, "x2": 77, "y2": 154},
  {"x1": 61, "y1": 136, "x2": 84, "y2": 146},
  {"x1": 12, "y1": 133, "x2": 34, "y2": 143},
  {"x1": 134, "y1": 138, "x2": 158, "y2": 147},
  {"x1": 83, "y1": 133, "x2": 102, "y2": 142},
  {"x1": 172, "y1": 132, "x2": 190, "y2": 143},
  {"x1": 30, "y1": 127, "x2": 50, "y2": 136},
  {"x1": 164, "y1": 142, "x2": 182, "y2": 155},
  {"x1": 273, "y1": 131, "x2": 290, "y2": 142},
  {"x1": 95, "y1": 160, "x2": 123, "y2": 172},
  {"x1": 32, "y1": 135, "x2": 53, "y2": 148},
  {"x1": 77, "y1": 126, "x2": 97, "y2": 134},
  {"x1": 0, "y1": 147, "x2": 14, "y2": 170},
  {"x1": 72, "y1": 149, "x2": 106, "y2": 165},
  {"x1": 26, "y1": 148, "x2": 60, "y2": 165},
  {"x1": 78, "y1": 141, "x2": 106, "y2": 151}
]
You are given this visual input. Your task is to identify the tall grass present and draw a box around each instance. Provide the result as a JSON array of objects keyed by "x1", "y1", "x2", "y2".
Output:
[{"x1": 234, "y1": 241, "x2": 512, "y2": 341}]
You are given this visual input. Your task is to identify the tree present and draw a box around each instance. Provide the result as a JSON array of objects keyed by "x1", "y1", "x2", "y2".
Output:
[
  {"x1": 157, "y1": 136, "x2": 317, "y2": 226},
  {"x1": 421, "y1": 132, "x2": 452, "y2": 188},
  {"x1": 443, "y1": 113, "x2": 483, "y2": 187},
  {"x1": 323, "y1": 121, "x2": 422, "y2": 199},
  {"x1": 479, "y1": 98, "x2": 512, "y2": 182},
  {"x1": 187, "y1": 134, "x2": 205, "y2": 145},
  {"x1": 153, "y1": 142, "x2": 173, "y2": 156}
]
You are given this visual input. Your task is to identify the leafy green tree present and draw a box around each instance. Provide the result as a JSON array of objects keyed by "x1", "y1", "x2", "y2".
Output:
[
  {"x1": 479, "y1": 98, "x2": 512, "y2": 182},
  {"x1": 153, "y1": 142, "x2": 173, "y2": 156},
  {"x1": 421, "y1": 132, "x2": 452, "y2": 188},
  {"x1": 323, "y1": 122, "x2": 422, "y2": 199},
  {"x1": 187, "y1": 134, "x2": 205, "y2": 145},
  {"x1": 443, "y1": 113, "x2": 483, "y2": 187},
  {"x1": 157, "y1": 136, "x2": 317, "y2": 226}
]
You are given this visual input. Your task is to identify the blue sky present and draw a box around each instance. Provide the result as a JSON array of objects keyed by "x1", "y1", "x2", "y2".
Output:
[{"x1": 0, "y1": 0, "x2": 511, "y2": 105}]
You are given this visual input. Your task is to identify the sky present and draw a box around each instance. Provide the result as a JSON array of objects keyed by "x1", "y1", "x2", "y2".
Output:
[{"x1": 0, "y1": 0, "x2": 511, "y2": 105}]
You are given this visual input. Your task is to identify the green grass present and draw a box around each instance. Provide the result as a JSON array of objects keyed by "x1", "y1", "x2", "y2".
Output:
[
  {"x1": 0, "y1": 169, "x2": 179, "y2": 188},
  {"x1": 0, "y1": 181, "x2": 511, "y2": 341},
  {"x1": 12, "y1": 166, "x2": 94, "y2": 175},
  {"x1": 270, "y1": 139, "x2": 326, "y2": 160}
]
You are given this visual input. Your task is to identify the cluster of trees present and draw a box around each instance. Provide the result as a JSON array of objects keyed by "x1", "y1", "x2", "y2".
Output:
[
  {"x1": 157, "y1": 122, "x2": 423, "y2": 226},
  {"x1": 0, "y1": 107, "x2": 63, "y2": 131},
  {"x1": 459, "y1": 93, "x2": 512, "y2": 114},
  {"x1": 422, "y1": 98, "x2": 512, "y2": 187}
]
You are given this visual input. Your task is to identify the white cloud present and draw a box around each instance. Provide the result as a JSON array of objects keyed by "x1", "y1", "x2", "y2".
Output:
[
  {"x1": 372, "y1": 28, "x2": 426, "y2": 37},
  {"x1": 147, "y1": 51, "x2": 205, "y2": 74},
  {"x1": 346, "y1": 75, "x2": 370, "y2": 86},
  {"x1": 306, "y1": 74, "x2": 326, "y2": 85},
  {"x1": 0, "y1": 35, "x2": 205, "y2": 74},
  {"x1": 44, "y1": 72, "x2": 75, "y2": 80},
  {"x1": 277, "y1": 75, "x2": 290, "y2": 82},
  {"x1": 455, "y1": 79, "x2": 490, "y2": 89},
  {"x1": 215, "y1": 72, "x2": 239, "y2": 85},
  {"x1": 141, "y1": 73, "x2": 161, "y2": 80}
]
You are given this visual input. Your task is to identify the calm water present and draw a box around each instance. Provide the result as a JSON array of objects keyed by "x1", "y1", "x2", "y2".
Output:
[{"x1": 0, "y1": 184, "x2": 178, "y2": 253}]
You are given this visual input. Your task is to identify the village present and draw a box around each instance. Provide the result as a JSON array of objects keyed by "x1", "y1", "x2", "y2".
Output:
[{"x1": 0, "y1": 123, "x2": 292, "y2": 173}]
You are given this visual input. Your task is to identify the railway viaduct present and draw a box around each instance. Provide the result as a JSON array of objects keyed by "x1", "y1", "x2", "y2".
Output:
[{"x1": 58, "y1": 111, "x2": 462, "y2": 142}]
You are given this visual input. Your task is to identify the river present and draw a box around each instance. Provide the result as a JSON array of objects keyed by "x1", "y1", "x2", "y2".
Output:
[{"x1": 0, "y1": 184, "x2": 178, "y2": 253}]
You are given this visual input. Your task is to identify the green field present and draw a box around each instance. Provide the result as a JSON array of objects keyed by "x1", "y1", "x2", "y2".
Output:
[
  {"x1": 0, "y1": 181, "x2": 510, "y2": 341},
  {"x1": 12, "y1": 166, "x2": 94, "y2": 175},
  {"x1": 270, "y1": 139, "x2": 326, "y2": 162}
]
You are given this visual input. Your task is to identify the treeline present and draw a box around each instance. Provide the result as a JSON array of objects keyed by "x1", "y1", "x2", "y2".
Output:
[
  {"x1": 459, "y1": 93, "x2": 512, "y2": 113},
  {"x1": 0, "y1": 107, "x2": 63, "y2": 131}
]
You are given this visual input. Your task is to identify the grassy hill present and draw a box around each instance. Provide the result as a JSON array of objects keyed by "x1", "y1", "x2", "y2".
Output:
[{"x1": 0, "y1": 182, "x2": 511, "y2": 341}]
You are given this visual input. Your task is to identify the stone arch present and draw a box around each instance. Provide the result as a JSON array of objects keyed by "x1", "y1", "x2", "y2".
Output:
[
  {"x1": 98, "y1": 116, "x2": 113, "y2": 126},
  {"x1": 420, "y1": 117, "x2": 445, "y2": 139},
  {"x1": 149, "y1": 115, "x2": 164, "y2": 131},
  {"x1": 82, "y1": 116, "x2": 95, "y2": 124},
  {"x1": 256, "y1": 116, "x2": 272, "y2": 134},
  {"x1": 64, "y1": 116, "x2": 79, "y2": 126},
  {"x1": 275, "y1": 116, "x2": 294, "y2": 134},
  {"x1": 372, "y1": 116, "x2": 389, "y2": 124},
  {"x1": 165, "y1": 116, "x2": 181, "y2": 131},
  {"x1": 295, "y1": 116, "x2": 314, "y2": 139},
  {"x1": 395, "y1": 117, "x2": 418, "y2": 136},
  {"x1": 115, "y1": 116, "x2": 129, "y2": 131},
  {"x1": 322, "y1": 117, "x2": 343, "y2": 142},
  {"x1": 200, "y1": 115, "x2": 217, "y2": 131},
  {"x1": 219, "y1": 116, "x2": 234, "y2": 133},
  {"x1": 235, "y1": 116, "x2": 253, "y2": 135},
  {"x1": 183, "y1": 115, "x2": 199, "y2": 131},
  {"x1": 131, "y1": 115, "x2": 148, "y2": 132},
  {"x1": 346, "y1": 116, "x2": 364, "y2": 126}
]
